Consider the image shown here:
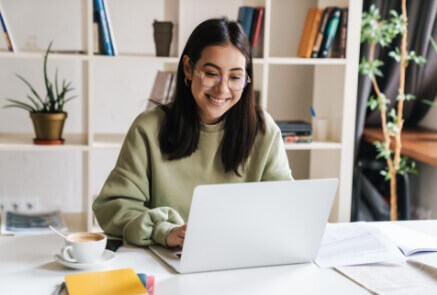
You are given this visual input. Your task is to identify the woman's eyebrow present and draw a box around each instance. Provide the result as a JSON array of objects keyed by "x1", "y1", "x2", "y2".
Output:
[{"x1": 202, "y1": 62, "x2": 244, "y2": 72}]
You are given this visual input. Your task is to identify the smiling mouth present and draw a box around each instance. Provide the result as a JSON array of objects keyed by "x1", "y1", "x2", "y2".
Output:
[{"x1": 207, "y1": 95, "x2": 229, "y2": 105}]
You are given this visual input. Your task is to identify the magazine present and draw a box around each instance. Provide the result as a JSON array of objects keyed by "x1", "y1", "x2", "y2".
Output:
[{"x1": 0, "y1": 210, "x2": 68, "y2": 235}]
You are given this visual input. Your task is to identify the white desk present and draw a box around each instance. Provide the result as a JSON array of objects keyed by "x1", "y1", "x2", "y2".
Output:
[{"x1": 1, "y1": 220, "x2": 436, "y2": 295}]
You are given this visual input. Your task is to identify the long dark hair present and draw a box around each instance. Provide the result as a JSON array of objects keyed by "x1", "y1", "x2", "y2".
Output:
[{"x1": 158, "y1": 17, "x2": 265, "y2": 176}]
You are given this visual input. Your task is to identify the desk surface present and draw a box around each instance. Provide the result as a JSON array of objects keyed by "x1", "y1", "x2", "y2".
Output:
[
  {"x1": 1, "y1": 220, "x2": 437, "y2": 295},
  {"x1": 363, "y1": 127, "x2": 437, "y2": 166}
]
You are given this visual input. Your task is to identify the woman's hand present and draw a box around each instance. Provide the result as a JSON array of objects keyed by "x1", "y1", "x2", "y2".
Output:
[{"x1": 166, "y1": 224, "x2": 187, "y2": 248}]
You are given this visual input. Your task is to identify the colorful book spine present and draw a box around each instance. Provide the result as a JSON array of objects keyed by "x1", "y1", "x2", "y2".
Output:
[
  {"x1": 237, "y1": 6, "x2": 255, "y2": 39},
  {"x1": 102, "y1": 0, "x2": 118, "y2": 56},
  {"x1": 0, "y1": 3, "x2": 16, "y2": 52},
  {"x1": 94, "y1": 0, "x2": 114, "y2": 56},
  {"x1": 283, "y1": 135, "x2": 313, "y2": 143},
  {"x1": 311, "y1": 7, "x2": 333, "y2": 58},
  {"x1": 318, "y1": 7, "x2": 341, "y2": 58},
  {"x1": 297, "y1": 7, "x2": 324, "y2": 58},
  {"x1": 249, "y1": 7, "x2": 264, "y2": 48},
  {"x1": 338, "y1": 8, "x2": 348, "y2": 58}
]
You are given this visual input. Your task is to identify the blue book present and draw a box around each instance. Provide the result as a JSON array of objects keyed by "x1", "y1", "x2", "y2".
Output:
[
  {"x1": 238, "y1": 6, "x2": 254, "y2": 39},
  {"x1": 94, "y1": 0, "x2": 114, "y2": 56},
  {"x1": 318, "y1": 7, "x2": 341, "y2": 58},
  {"x1": 0, "y1": 3, "x2": 16, "y2": 52}
]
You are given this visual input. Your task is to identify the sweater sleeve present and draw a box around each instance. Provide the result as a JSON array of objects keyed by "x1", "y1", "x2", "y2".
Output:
[
  {"x1": 261, "y1": 118, "x2": 294, "y2": 181},
  {"x1": 92, "y1": 114, "x2": 184, "y2": 247}
]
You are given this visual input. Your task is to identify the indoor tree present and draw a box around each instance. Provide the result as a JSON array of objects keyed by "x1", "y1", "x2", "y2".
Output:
[{"x1": 359, "y1": 0, "x2": 426, "y2": 220}]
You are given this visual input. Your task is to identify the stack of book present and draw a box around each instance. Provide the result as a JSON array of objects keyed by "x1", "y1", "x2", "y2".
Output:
[
  {"x1": 276, "y1": 120, "x2": 312, "y2": 144},
  {"x1": 297, "y1": 7, "x2": 348, "y2": 58},
  {"x1": 237, "y1": 6, "x2": 264, "y2": 57},
  {"x1": 94, "y1": 0, "x2": 117, "y2": 56},
  {"x1": 146, "y1": 71, "x2": 176, "y2": 110}
]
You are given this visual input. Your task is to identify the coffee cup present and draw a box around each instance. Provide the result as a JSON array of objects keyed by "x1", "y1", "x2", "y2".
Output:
[{"x1": 60, "y1": 232, "x2": 107, "y2": 263}]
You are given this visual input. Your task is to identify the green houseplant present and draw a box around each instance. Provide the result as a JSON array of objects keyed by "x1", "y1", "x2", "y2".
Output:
[
  {"x1": 3, "y1": 42, "x2": 76, "y2": 144},
  {"x1": 359, "y1": 1, "x2": 426, "y2": 220}
]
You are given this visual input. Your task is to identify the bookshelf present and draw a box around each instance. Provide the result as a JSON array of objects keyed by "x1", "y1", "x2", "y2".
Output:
[{"x1": 0, "y1": 0, "x2": 362, "y2": 230}]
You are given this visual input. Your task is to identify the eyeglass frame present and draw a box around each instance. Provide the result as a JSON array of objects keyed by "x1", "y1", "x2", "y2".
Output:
[{"x1": 189, "y1": 60, "x2": 251, "y2": 91}]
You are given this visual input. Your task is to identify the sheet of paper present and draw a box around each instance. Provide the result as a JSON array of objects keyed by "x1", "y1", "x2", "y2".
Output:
[
  {"x1": 375, "y1": 223, "x2": 437, "y2": 256},
  {"x1": 315, "y1": 222, "x2": 405, "y2": 268},
  {"x1": 336, "y1": 260, "x2": 437, "y2": 295}
]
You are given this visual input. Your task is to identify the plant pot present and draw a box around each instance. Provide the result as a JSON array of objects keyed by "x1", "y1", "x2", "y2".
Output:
[
  {"x1": 153, "y1": 20, "x2": 173, "y2": 57},
  {"x1": 30, "y1": 112, "x2": 67, "y2": 144}
]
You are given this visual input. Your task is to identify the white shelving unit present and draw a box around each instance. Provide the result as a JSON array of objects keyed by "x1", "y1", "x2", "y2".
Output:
[{"x1": 0, "y1": 0, "x2": 361, "y2": 230}]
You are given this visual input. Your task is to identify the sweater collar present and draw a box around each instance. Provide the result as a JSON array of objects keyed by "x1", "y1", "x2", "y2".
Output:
[{"x1": 200, "y1": 120, "x2": 225, "y2": 133}]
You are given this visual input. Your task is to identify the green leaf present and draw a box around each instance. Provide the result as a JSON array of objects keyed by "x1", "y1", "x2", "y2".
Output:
[
  {"x1": 366, "y1": 95, "x2": 379, "y2": 110},
  {"x1": 388, "y1": 47, "x2": 401, "y2": 62},
  {"x1": 422, "y1": 99, "x2": 437, "y2": 107},
  {"x1": 373, "y1": 141, "x2": 392, "y2": 160},
  {"x1": 15, "y1": 74, "x2": 43, "y2": 104},
  {"x1": 26, "y1": 95, "x2": 42, "y2": 111},
  {"x1": 4, "y1": 98, "x2": 36, "y2": 112},
  {"x1": 398, "y1": 157, "x2": 419, "y2": 176},
  {"x1": 430, "y1": 36, "x2": 437, "y2": 55}
]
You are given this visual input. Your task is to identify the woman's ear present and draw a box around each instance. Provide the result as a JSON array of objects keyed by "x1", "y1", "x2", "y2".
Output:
[{"x1": 183, "y1": 55, "x2": 193, "y2": 80}]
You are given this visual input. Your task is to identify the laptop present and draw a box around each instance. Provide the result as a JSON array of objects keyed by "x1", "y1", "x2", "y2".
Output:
[{"x1": 149, "y1": 178, "x2": 338, "y2": 273}]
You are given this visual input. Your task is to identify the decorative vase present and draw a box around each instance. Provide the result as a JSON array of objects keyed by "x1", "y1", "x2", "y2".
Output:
[
  {"x1": 153, "y1": 20, "x2": 173, "y2": 57},
  {"x1": 30, "y1": 112, "x2": 67, "y2": 145}
]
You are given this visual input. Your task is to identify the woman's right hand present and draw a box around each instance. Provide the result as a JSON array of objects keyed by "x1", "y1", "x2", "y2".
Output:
[{"x1": 166, "y1": 224, "x2": 187, "y2": 248}]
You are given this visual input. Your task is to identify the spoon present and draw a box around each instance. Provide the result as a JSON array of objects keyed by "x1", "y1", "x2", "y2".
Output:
[{"x1": 49, "y1": 225, "x2": 67, "y2": 239}]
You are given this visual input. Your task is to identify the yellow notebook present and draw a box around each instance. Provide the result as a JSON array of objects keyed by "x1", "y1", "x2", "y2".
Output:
[{"x1": 65, "y1": 268, "x2": 148, "y2": 295}]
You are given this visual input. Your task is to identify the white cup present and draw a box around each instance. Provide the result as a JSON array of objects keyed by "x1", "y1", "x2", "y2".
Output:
[
  {"x1": 313, "y1": 117, "x2": 329, "y2": 142},
  {"x1": 61, "y1": 232, "x2": 107, "y2": 263}
]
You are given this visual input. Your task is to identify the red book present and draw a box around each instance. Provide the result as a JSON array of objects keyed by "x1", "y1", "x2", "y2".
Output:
[{"x1": 250, "y1": 7, "x2": 264, "y2": 47}]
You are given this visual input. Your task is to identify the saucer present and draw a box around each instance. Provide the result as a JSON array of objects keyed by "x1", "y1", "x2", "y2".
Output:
[{"x1": 54, "y1": 250, "x2": 116, "y2": 270}]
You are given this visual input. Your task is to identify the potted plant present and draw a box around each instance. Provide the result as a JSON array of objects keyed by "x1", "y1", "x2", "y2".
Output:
[
  {"x1": 359, "y1": 1, "x2": 426, "y2": 220},
  {"x1": 3, "y1": 42, "x2": 76, "y2": 145}
]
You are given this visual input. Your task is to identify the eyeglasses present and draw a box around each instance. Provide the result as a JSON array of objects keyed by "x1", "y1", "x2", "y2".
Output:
[{"x1": 191, "y1": 62, "x2": 251, "y2": 91}]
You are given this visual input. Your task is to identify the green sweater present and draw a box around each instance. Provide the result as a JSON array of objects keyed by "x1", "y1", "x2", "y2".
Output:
[{"x1": 93, "y1": 107, "x2": 292, "y2": 247}]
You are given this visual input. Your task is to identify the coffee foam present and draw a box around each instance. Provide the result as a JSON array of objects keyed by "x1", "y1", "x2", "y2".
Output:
[{"x1": 67, "y1": 233, "x2": 105, "y2": 243}]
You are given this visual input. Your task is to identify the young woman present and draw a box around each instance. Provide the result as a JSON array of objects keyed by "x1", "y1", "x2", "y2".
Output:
[{"x1": 93, "y1": 18, "x2": 292, "y2": 249}]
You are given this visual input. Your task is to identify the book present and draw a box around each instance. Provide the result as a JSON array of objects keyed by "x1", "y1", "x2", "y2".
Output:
[
  {"x1": 237, "y1": 6, "x2": 255, "y2": 39},
  {"x1": 311, "y1": 7, "x2": 333, "y2": 58},
  {"x1": 0, "y1": 2, "x2": 16, "y2": 52},
  {"x1": 316, "y1": 222, "x2": 437, "y2": 268},
  {"x1": 165, "y1": 72, "x2": 176, "y2": 103},
  {"x1": 94, "y1": 0, "x2": 114, "y2": 56},
  {"x1": 146, "y1": 71, "x2": 174, "y2": 109},
  {"x1": 283, "y1": 134, "x2": 312, "y2": 143},
  {"x1": 377, "y1": 223, "x2": 437, "y2": 256},
  {"x1": 318, "y1": 7, "x2": 341, "y2": 58},
  {"x1": 0, "y1": 210, "x2": 67, "y2": 234},
  {"x1": 297, "y1": 8, "x2": 323, "y2": 58},
  {"x1": 276, "y1": 120, "x2": 312, "y2": 133},
  {"x1": 338, "y1": 8, "x2": 348, "y2": 58},
  {"x1": 102, "y1": 0, "x2": 118, "y2": 56},
  {"x1": 93, "y1": 9, "x2": 105, "y2": 54},
  {"x1": 249, "y1": 7, "x2": 264, "y2": 48},
  {"x1": 65, "y1": 268, "x2": 148, "y2": 295}
]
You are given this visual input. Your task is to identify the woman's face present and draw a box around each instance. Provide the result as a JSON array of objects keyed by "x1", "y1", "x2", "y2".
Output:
[{"x1": 184, "y1": 44, "x2": 247, "y2": 125}]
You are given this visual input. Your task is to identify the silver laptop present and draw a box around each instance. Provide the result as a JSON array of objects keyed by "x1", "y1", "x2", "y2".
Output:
[{"x1": 149, "y1": 178, "x2": 338, "y2": 273}]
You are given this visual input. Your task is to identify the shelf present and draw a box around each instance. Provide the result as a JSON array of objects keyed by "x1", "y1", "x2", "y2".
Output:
[
  {"x1": 363, "y1": 128, "x2": 437, "y2": 167},
  {"x1": 0, "y1": 133, "x2": 88, "y2": 151},
  {"x1": 91, "y1": 54, "x2": 180, "y2": 63},
  {"x1": 268, "y1": 57, "x2": 347, "y2": 65},
  {"x1": 284, "y1": 141, "x2": 342, "y2": 150},
  {"x1": 93, "y1": 134, "x2": 125, "y2": 149},
  {"x1": 0, "y1": 52, "x2": 345, "y2": 66},
  {"x1": 0, "y1": 51, "x2": 88, "y2": 61}
]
